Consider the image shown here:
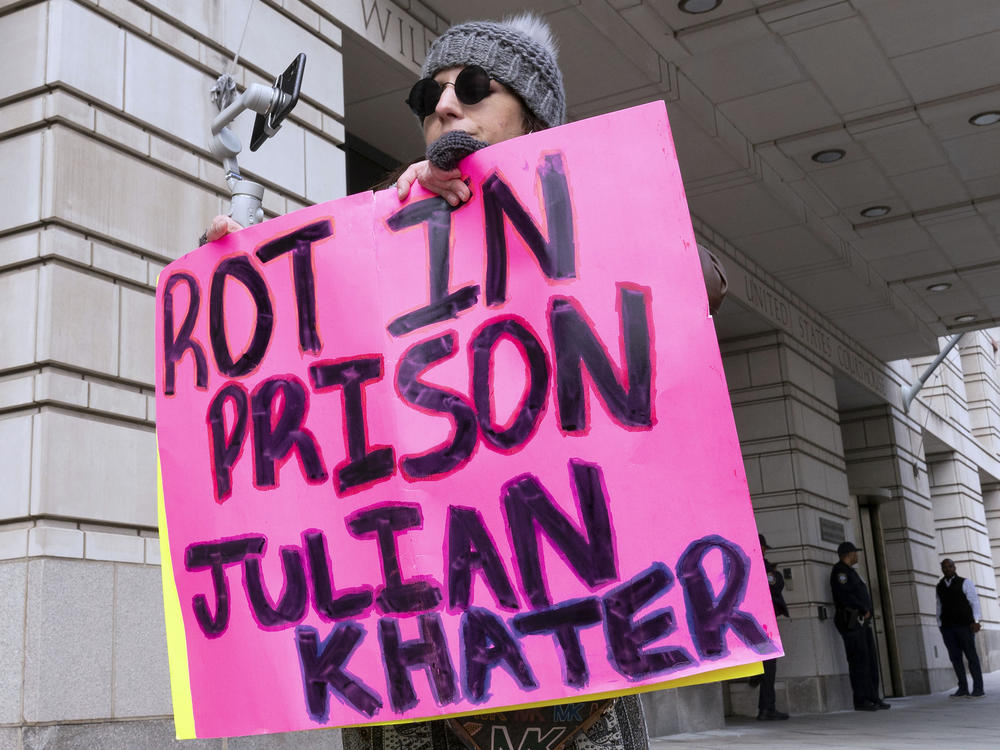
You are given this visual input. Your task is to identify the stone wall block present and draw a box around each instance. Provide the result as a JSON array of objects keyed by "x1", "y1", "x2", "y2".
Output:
[
  {"x1": 0, "y1": 3, "x2": 47, "y2": 101},
  {"x1": 144, "y1": 536, "x2": 160, "y2": 565},
  {"x1": 26, "y1": 525, "x2": 84, "y2": 559},
  {"x1": 748, "y1": 346, "x2": 782, "y2": 386},
  {"x1": 0, "y1": 374, "x2": 33, "y2": 410},
  {"x1": 743, "y1": 455, "x2": 763, "y2": 494},
  {"x1": 732, "y1": 400, "x2": 790, "y2": 441},
  {"x1": 83, "y1": 530, "x2": 144, "y2": 564},
  {"x1": 760, "y1": 451, "x2": 795, "y2": 492},
  {"x1": 94, "y1": 110, "x2": 150, "y2": 155},
  {"x1": 30, "y1": 410, "x2": 156, "y2": 527},
  {"x1": 40, "y1": 226, "x2": 92, "y2": 266},
  {"x1": 36, "y1": 265, "x2": 119, "y2": 376},
  {"x1": 0, "y1": 528, "x2": 29, "y2": 561},
  {"x1": 0, "y1": 415, "x2": 33, "y2": 520},
  {"x1": 0, "y1": 132, "x2": 43, "y2": 232},
  {"x1": 43, "y1": 89, "x2": 96, "y2": 130},
  {"x1": 721, "y1": 350, "x2": 751, "y2": 389},
  {"x1": 150, "y1": 135, "x2": 199, "y2": 178},
  {"x1": 112, "y1": 564, "x2": 171, "y2": 717},
  {"x1": 304, "y1": 130, "x2": 347, "y2": 202},
  {"x1": 840, "y1": 418, "x2": 865, "y2": 450},
  {"x1": 98, "y1": 0, "x2": 152, "y2": 33},
  {"x1": 0, "y1": 561, "x2": 27, "y2": 723},
  {"x1": 119, "y1": 286, "x2": 155, "y2": 385},
  {"x1": 48, "y1": 0, "x2": 126, "y2": 108},
  {"x1": 92, "y1": 243, "x2": 148, "y2": 284},
  {"x1": 44, "y1": 127, "x2": 220, "y2": 261},
  {"x1": 0, "y1": 232, "x2": 40, "y2": 270},
  {"x1": 88, "y1": 381, "x2": 147, "y2": 421},
  {"x1": 24, "y1": 559, "x2": 115, "y2": 722},
  {"x1": 124, "y1": 34, "x2": 215, "y2": 151},
  {"x1": 34, "y1": 370, "x2": 88, "y2": 408}
]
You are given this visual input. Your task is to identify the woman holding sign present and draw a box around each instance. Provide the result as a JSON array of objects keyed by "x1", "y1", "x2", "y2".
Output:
[{"x1": 203, "y1": 13, "x2": 724, "y2": 749}]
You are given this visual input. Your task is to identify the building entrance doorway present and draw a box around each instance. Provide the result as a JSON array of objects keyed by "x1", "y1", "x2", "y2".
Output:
[{"x1": 855, "y1": 491, "x2": 903, "y2": 697}]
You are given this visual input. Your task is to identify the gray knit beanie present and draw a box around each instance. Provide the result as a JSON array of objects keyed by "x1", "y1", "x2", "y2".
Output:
[{"x1": 421, "y1": 14, "x2": 566, "y2": 129}]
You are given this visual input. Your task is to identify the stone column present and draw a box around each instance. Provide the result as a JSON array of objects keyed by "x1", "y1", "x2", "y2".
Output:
[
  {"x1": 0, "y1": 1, "x2": 346, "y2": 745},
  {"x1": 929, "y1": 452, "x2": 1000, "y2": 671},
  {"x1": 717, "y1": 331, "x2": 854, "y2": 714},
  {"x1": 983, "y1": 482, "x2": 1000, "y2": 615},
  {"x1": 840, "y1": 405, "x2": 944, "y2": 694},
  {"x1": 959, "y1": 330, "x2": 1000, "y2": 458}
]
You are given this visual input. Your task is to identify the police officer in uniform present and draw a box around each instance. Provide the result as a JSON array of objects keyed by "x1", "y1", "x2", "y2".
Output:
[
  {"x1": 756, "y1": 534, "x2": 790, "y2": 720},
  {"x1": 830, "y1": 541, "x2": 890, "y2": 711}
]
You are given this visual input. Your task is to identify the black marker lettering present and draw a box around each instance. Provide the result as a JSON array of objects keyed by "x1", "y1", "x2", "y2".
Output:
[
  {"x1": 209, "y1": 256, "x2": 273, "y2": 377},
  {"x1": 162, "y1": 272, "x2": 208, "y2": 395},
  {"x1": 482, "y1": 152, "x2": 575, "y2": 305},
  {"x1": 396, "y1": 334, "x2": 477, "y2": 479},
  {"x1": 471, "y1": 318, "x2": 549, "y2": 451},
  {"x1": 503, "y1": 459, "x2": 617, "y2": 608},
  {"x1": 678, "y1": 536, "x2": 775, "y2": 659},
  {"x1": 206, "y1": 383, "x2": 249, "y2": 501},
  {"x1": 185, "y1": 535, "x2": 265, "y2": 637},
  {"x1": 461, "y1": 606, "x2": 537, "y2": 701},
  {"x1": 244, "y1": 544, "x2": 308, "y2": 628},
  {"x1": 310, "y1": 357, "x2": 394, "y2": 493},
  {"x1": 550, "y1": 286, "x2": 652, "y2": 432},
  {"x1": 256, "y1": 220, "x2": 331, "y2": 354},
  {"x1": 379, "y1": 614, "x2": 457, "y2": 712},
  {"x1": 386, "y1": 197, "x2": 479, "y2": 336},
  {"x1": 296, "y1": 624, "x2": 382, "y2": 720},
  {"x1": 348, "y1": 504, "x2": 442, "y2": 614},
  {"x1": 304, "y1": 530, "x2": 374, "y2": 620},
  {"x1": 251, "y1": 376, "x2": 327, "y2": 489},
  {"x1": 603, "y1": 562, "x2": 693, "y2": 678},
  {"x1": 446, "y1": 505, "x2": 519, "y2": 611},
  {"x1": 513, "y1": 597, "x2": 602, "y2": 687}
]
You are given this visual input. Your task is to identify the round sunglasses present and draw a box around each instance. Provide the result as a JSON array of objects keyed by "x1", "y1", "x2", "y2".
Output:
[{"x1": 406, "y1": 65, "x2": 493, "y2": 119}]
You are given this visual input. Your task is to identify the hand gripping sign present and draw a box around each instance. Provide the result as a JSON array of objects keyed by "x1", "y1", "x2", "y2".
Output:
[{"x1": 155, "y1": 102, "x2": 781, "y2": 740}]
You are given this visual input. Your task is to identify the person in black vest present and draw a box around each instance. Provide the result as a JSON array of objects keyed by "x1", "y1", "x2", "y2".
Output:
[
  {"x1": 755, "y1": 534, "x2": 790, "y2": 720},
  {"x1": 830, "y1": 541, "x2": 890, "y2": 711},
  {"x1": 937, "y1": 558, "x2": 984, "y2": 697}
]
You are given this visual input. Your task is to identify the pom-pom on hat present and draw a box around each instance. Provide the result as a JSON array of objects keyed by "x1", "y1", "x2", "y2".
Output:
[{"x1": 421, "y1": 13, "x2": 566, "y2": 130}]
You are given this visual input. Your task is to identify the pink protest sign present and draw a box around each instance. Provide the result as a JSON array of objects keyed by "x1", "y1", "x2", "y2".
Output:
[{"x1": 155, "y1": 102, "x2": 780, "y2": 740}]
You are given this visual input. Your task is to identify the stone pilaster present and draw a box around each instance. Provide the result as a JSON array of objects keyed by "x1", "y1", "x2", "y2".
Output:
[{"x1": 720, "y1": 331, "x2": 854, "y2": 714}]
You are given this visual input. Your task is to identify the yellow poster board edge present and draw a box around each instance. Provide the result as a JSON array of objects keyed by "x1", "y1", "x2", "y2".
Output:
[{"x1": 157, "y1": 449, "x2": 197, "y2": 739}]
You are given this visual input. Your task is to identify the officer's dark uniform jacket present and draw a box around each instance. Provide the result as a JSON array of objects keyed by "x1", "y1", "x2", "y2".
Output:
[
  {"x1": 765, "y1": 558, "x2": 790, "y2": 617},
  {"x1": 831, "y1": 560, "x2": 872, "y2": 632},
  {"x1": 938, "y1": 575, "x2": 974, "y2": 627}
]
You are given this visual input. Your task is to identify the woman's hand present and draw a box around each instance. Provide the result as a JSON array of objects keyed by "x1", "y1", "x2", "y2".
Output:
[
  {"x1": 202, "y1": 215, "x2": 243, "y2": 244},
  {"x1": 396, "y1": 160, "x2": 471, "y2": 206}
]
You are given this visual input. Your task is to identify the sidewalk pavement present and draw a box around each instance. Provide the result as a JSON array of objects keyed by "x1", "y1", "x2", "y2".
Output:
[{"x1": 649, "y1": 670, "x2": 1000, "y2": 749}]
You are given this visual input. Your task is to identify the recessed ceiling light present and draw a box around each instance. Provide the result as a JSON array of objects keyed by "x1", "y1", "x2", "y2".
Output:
[
  {"x1": 969, "y1": 111, "x2": 1000, "y2": 127},
  {"x1": 678, "y1": 0, "x2": 723, "y2": 13},
  {"x1": 811, "y1": 149, "x2": 845, "y2": 164},
  {"x1": 955, "y1": 314, "x2": 977, "y2": 323},
  {"x1": 926, "y1": 283, "x2": 952, "y2": 292},
  {"x1": 860, "y1": 205, "x2": 891, "y2": 218}
]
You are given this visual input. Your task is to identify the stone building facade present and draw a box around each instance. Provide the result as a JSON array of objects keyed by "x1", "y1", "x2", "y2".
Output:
[{"x1": 2, "y1": 0, "x2": 999, "y2": 746}]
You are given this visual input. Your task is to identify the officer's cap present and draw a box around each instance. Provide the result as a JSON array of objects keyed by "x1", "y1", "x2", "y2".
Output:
[{"x1": 837, "y1": 541, "x2": 860, "y2": 557}]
